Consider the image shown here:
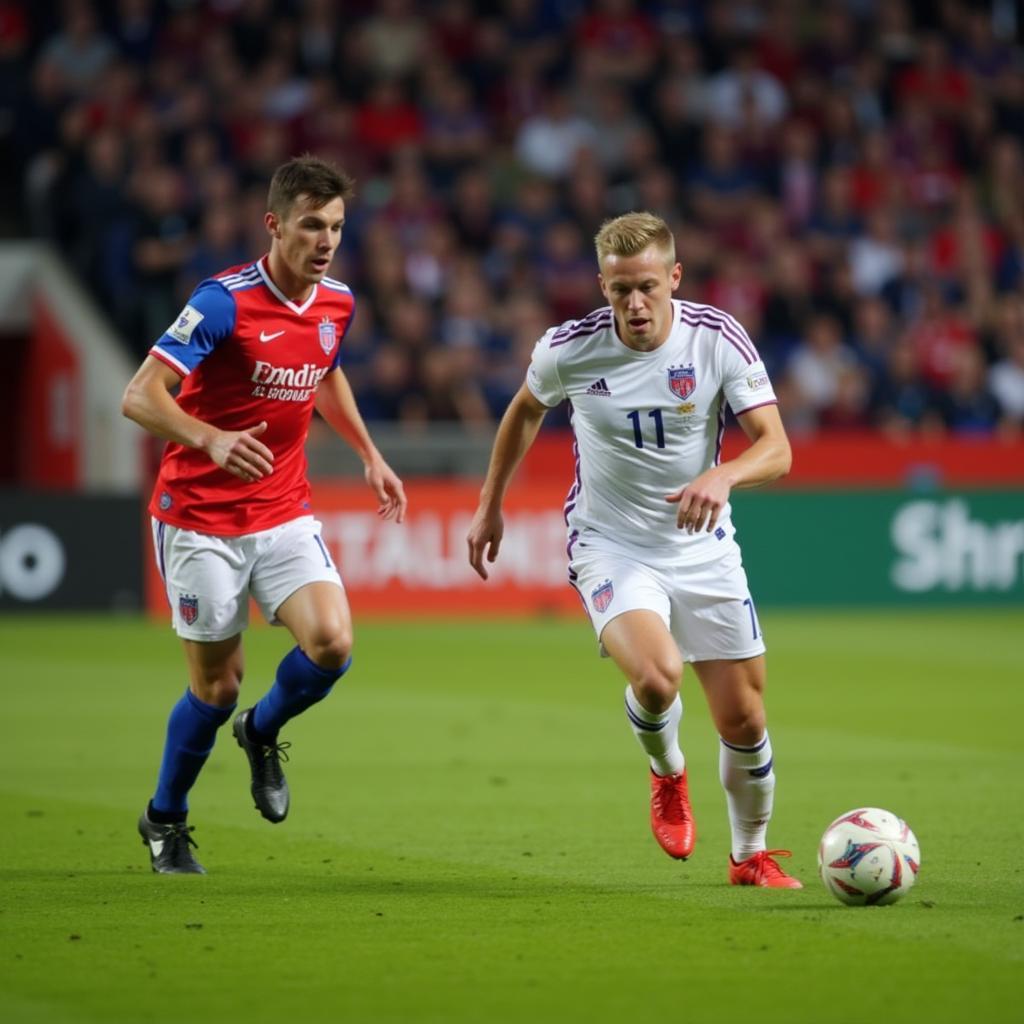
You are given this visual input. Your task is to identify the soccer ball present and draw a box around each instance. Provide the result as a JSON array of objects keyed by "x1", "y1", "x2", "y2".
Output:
[{"x1": 818, "y1": 807, "x2": 920, "y2": 906}]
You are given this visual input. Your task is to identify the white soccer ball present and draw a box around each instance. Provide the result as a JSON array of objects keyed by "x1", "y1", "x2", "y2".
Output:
[{"x1": 818, "y1": 807, "x2": 921, "y2": 906}]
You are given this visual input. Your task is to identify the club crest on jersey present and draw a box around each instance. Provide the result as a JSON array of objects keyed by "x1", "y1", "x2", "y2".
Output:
[
  {"x1": 318, "y1": 316, "x2": 337, "y2": 354},
  {"x1": 591, "y1": 579, "x2": 614, "y2": 614},
  {"x1": 179, "y1": 594, "x2": 199, "y2": 626},
  {"x1": 668, "y1": 364, "x2": 696, "y2": 400}
]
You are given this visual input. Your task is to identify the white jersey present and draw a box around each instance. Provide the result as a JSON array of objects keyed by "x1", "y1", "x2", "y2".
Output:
[{"x1": 526, "y1": 299, "x2": 777, "y2": 561}]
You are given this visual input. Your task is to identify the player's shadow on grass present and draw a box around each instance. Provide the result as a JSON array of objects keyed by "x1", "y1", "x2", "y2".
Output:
[{"x1": 236, "y1": 873, "x2": 773, "y2": 902}]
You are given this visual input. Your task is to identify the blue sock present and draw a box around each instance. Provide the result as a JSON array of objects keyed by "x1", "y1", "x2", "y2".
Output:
[
  {"x1": 152, "y1": 689, "x2": 235, "y2": 815},
  {"x1": 252, "y1": 646, "x2": 350, "y2": 739}
]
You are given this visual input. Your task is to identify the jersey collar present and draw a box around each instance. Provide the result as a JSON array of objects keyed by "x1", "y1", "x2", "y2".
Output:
[{"x1": 256, "y1": 256, "x2": 319, "y2": 315}]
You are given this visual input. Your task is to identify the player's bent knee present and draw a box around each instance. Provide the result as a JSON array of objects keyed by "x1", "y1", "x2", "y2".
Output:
[
  {"x1": 192, "y1": 676, "x2": 241, "y2": 708},
  {"x1": 632, "y1": 657, "x2": 682, "y2": 713},
  {"x1": 718, "y1": 709, "x2": 767, "y2": 748},
  {"x1": 305, "y1": 631, "x2": 352, "y2": 672}
]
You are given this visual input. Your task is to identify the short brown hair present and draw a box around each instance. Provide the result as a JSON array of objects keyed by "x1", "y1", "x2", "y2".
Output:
[
  {"x1": 594, "y1": 212, "x2": 675, "y2": 267},
  {"x1": 267, "y1": 155, "x2": 355, "y2": 218}
]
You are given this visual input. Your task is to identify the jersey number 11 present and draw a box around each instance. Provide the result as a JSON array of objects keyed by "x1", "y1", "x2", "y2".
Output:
[{"x1": 627, "y1": 409, "x2": 666, "y2": 449}]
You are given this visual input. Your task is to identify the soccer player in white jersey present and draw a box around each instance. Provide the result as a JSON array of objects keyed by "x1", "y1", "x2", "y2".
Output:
[{"x1": 467, "y1": 211, "x2": 802, "y2": 888}]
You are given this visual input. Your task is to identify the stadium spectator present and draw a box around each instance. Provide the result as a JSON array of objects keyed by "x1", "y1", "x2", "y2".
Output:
[
  {"x1": 38, "y1": 0, "x2": 116, "y2": 96},
  {"x1": 703, "y1": 44, "x2": 789, "y2": 129},
  {"x1": 515, "y1": 86, "x2": 598, "y2": 180},
  {"x1": 439, "y1": 260, "x2": 492, "y2": 349},
  {"x1": 406, "y1": 344, "x2": 491, "y2": 426},
  {"x1": 565, "y1": 158, "x2": 612, "y2": 239},
  {"x1": 875, "y1": 337, "x2": 942, "y2": 435},
  {"x1": 783, "y1": 312, "x2": 860, "y2": 431},
  {"x1": 573, "y1": 0, "x2": 657, "y2": 86},
  {"x1": 295, "y1": 0, "x2": 342, "y2": 76},
  {"x1": 687, "y1": 124, "x2": 763, "y2": 236},
  {"x1": 110, "y1": 0, "x2": 158, "y2": 66},
  {"x1": 353, "y1": 0, "x2": 429, "y2": 81},
  {"x1": 956, "y1": 6, "x2": 1018, "y2": 85},
  {"x1": 938, "y1": 343, "x2": 1002, "y2": 432},
  {"x1": 650, "y1": 33, "x2": 707, "y2": 170},
  {"x1": 895, "y1": 32, "x2": 973, "y2": 122},
  {"x1": 906, "y1": 283, "x2": 979, "y2": 391},
  {"x1": 702, "y1": 252, "x2": 765, "y2": 339},
  {"x1": 66, "y1": 127, "x2": 132, "y2": 302},
  {"x1": 988, "y1": 295, "x2": 1024, "y2": 428},
  {"x1": 849, "y1": 209, "x2": 905, "y2": 297},
  {"x1": 580, "y1": 82, "x2": 649, "y2": 178},
  {"x1": 761, "y1": 241, "x2": 817, "y2": 369},
  {"x1": 774, "y1": 118, "x2": 819, "y2": 232},
  {"x1": 360, "y1": 343, "x2": 418, "y2": 423},
  {"x1": 354, "y1": 79, "x2": 425, "y2": 174},
  {"x1": 538, "y1": 218, "x2": 602, "y2": 323},
  {"x1": 422, "y1": 71, "x2": 489, "y2": 187},
  {"x1": 179, "y1": 204, "x2": 248, "y2": 299},
  {"x1": 819, "y1": 363, "x2": 874, "y2": 430},
  {"x1": 849, "y1": 129, "x2": 902, "y2": 216},
  {"x1": 806, "y1": 166, "x2": 862, "y2": 269},
  {"x1": 850, "y1": 295, "x2": 900, "y2": 397},
  {"x1": 129, "y1": 163, "x2": 193, "y2": 353}
]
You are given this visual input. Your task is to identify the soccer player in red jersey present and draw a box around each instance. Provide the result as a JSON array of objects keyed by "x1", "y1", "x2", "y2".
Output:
[{"x1": 123, "y1": 155, "x2": 406, "y2": 873}]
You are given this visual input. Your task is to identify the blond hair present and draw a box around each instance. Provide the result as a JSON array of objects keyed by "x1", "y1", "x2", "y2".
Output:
[{"x1": 594, "y1": 212, "x2": 675, "y2": 267}]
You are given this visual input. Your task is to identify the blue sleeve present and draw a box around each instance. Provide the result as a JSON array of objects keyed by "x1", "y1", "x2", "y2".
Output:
[
  {"x1": 151, "y1": 281, "x2": 237, "y2": 375},
  {"x1": 332, "y1": 294, "x2": 356, "y2": 371}
]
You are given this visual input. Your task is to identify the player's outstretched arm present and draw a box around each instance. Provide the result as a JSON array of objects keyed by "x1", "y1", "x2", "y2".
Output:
[
  {"x1": 467, "y1": 384, "x2": 549, "y2": 580},
  {"x1": 666, "y1": 404, "x2": 791, "y2": 534},
  {"x1": 121, "y1": 355, "x2": 275, "y2": 482},
  {"x1": 314, "y1": 367, "x2": 407, "y2": 522}
]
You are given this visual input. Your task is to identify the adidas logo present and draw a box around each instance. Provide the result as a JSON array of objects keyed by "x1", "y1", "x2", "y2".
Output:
[{"x1": 585, "y1": 377, "x2": 612, "y2": 396}]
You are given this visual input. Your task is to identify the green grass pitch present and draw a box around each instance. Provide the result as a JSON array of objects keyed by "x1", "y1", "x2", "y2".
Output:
[{"x1": 1, "y1": 610, "x2": 1021, "y2": 1024}]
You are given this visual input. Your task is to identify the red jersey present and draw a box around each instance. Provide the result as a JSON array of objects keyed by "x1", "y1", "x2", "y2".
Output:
[{"x1": 149, "y1": 256, "x2": 355, "y2": 536}]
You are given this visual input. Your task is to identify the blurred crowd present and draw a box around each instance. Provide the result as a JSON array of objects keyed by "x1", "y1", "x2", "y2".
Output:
[{"x1": 2, "y1": 0, "x2": 1024, "y2": 436}]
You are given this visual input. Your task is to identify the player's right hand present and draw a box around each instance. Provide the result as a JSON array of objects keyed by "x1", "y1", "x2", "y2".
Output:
[
  {"x1": 207, "y1": 421, "x2": 275, "y2": 482},
  {"x1": 467, "y1": 507, "x2": 503, "y2": 581}
]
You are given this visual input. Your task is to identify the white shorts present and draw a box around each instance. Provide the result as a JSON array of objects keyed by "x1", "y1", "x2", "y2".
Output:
[
  {"x1": 568, "y1": 534, "x2": 766, "y2": 663},
  {"x1": 152, "y1": 515, "x2": 343, "y2": 641}
]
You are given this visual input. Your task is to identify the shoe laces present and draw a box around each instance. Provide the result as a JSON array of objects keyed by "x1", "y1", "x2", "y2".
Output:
[
  {"x1": 164, "y1": 821, "x2": 199, "y2": 852},
  {"x1": 652, "y1": 773, "x2": 690, "y2": 824},
  {"x1": 259, "y1": 740, "x2": 291, "y2": 783},
  {"x1": 751, "y1": 849, "x2": 793, "y2": 881}
]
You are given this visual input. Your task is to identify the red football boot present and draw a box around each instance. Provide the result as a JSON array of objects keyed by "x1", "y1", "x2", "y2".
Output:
[
  {"x1": 728, "y1": 849, "x2": 803, "y2": 889},
  {"x1": 649, "y1": 769, "x2": 696, "y2": 860}
]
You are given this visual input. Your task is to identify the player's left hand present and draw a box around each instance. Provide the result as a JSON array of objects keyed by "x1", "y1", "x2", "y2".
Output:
[
  {"x1": 666, "y1": 467, "x2": 732, "y2": 534},
  {"x1": 365, "y1": 458, "x2": 407, "y2": 523},
  {"x1": 466, "y1": 505, "x2": 504, "y2": 581}
]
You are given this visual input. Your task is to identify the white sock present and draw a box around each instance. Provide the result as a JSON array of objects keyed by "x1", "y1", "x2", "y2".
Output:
[
  {"x1": 624, "y1": 686, "x2": 684, "y2": 777},
  {"x1": 720, "y1": 732, "x2": 775, "y2": 862}
]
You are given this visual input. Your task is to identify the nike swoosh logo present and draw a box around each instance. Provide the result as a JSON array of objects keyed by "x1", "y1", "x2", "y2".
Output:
[{"x1": 259, "y1": 330, "x2": 285, "y2": 343}]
